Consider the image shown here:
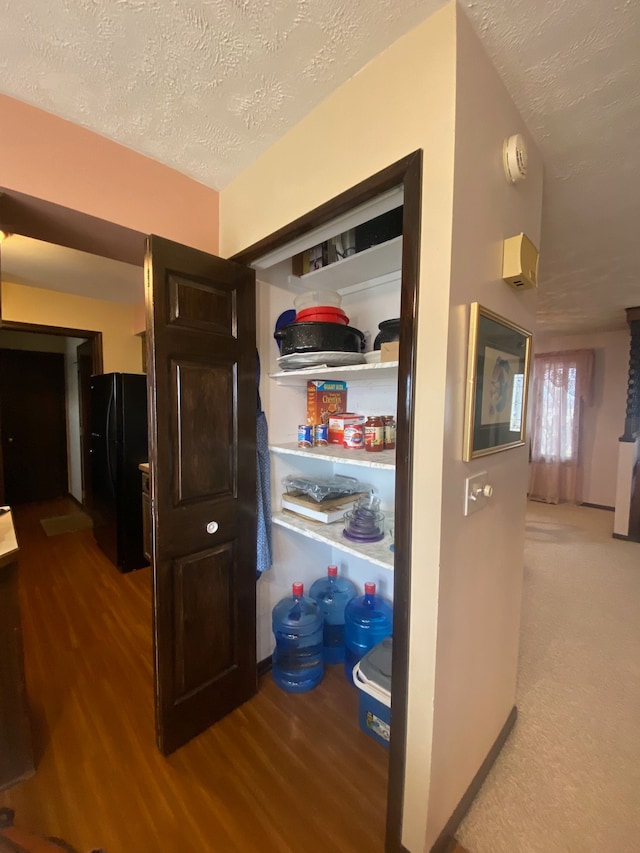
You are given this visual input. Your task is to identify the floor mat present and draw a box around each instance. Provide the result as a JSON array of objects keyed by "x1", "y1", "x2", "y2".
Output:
[{"x1": 40, "y1": 512, "x2": 93, "y2": 536}]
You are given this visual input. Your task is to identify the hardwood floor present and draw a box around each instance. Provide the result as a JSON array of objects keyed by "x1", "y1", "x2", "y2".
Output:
[{"x1": 0, "y1": 498, "x2": 389, "y2": 853}]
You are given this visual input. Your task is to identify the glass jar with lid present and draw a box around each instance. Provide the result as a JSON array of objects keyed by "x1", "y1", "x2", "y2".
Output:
[
  {"x1": 364, "y1": 416, "x2": 384, "y2": 452},
  {"x1": 382, "y1": 415, "x2": 396, "y2": 450}
]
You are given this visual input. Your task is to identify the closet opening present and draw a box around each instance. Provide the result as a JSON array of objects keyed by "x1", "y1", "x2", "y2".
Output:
[{"x1": 232, "y1": 149, "x2": 422, "y2": 850}]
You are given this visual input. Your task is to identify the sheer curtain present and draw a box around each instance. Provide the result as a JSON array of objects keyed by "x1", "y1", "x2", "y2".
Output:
[{"x1": 528, "y1": 349, "x2": 594, "y2": 504}]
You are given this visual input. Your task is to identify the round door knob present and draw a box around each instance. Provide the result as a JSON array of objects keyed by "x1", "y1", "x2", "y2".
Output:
[
  {"x1": 206, "y1": 521, "x2": 219, "y2": 534},
  {"x1": 470, "y1": 483, "x2": 494, "y2": 500}
]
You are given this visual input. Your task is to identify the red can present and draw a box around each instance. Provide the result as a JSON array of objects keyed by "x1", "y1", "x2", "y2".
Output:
[{"x1": 344, "y1": 423, "x2": 365, "y2": 449}]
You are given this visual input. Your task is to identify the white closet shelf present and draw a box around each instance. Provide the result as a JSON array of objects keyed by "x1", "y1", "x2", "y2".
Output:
[
  {"x1": 269, "y1": 360, "x2": 398, "y2": 385},
  {"x1": 272, "y1": 510, "x2": 395, "y2": 571},
  {"x1": 286, "y1": 236, "x2": 402, "y2": 295},
  {"x1": 270, "y1": 443, "x2": 395, "y2": 470}
]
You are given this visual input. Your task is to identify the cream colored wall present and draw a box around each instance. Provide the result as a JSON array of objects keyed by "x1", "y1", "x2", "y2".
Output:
[
  {"x1": 221, "y1": 6, "x2": 458, "y2": 851},
  {"x1": 0, "y1": 93, "x2": 219, "y2": 254},
  {"x1": 424, "y1": 8, "x2": 543, "y2": 847},
  {"x1": 65, "y1": 337, "x2": 85, "y2": 502},
  {"x1": 1, "y1": 283, "x2": 143, "y2": 374},
  {"x1": 535, "y1": 329, "x2": 628, "y2": 508}
]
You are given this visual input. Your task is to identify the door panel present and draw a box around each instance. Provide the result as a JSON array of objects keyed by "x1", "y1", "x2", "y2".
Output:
[
  {"x1": 169, "y1": 272, "x2": 236, "y2": 335},
  {"x1": 173, "y1": 359, "x2": 235, "y2": 504},
  {"x1": 0, "y1": 350, "x2": 68, "y2": 504},
  {"x1": 145, "y1": 235, "x2": 256, "y2": 755},
  {"x1": 173, "y1": 542, "x2": 236, "y2": 697}
]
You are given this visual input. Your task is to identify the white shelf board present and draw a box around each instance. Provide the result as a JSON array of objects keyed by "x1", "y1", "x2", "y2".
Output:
[
  {"x1": 271, "y1": 443, "x2": 395, "y2": 470},
  {"x1": 286, "y1": 236, "x2": 402, "y2": 294},
  {"x1": 269, "y1": 360, "x2": 398, "y2": 385},
  {"x1": 272, "y1": 510, "x2": 394, "y2": 570}
]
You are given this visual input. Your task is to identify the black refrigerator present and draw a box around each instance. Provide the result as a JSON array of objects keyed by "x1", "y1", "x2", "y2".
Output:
[{"x1": 90, "y1": 373, "x2": 148, "y2": 573}]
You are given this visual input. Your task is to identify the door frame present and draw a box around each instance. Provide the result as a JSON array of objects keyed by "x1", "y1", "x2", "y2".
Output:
[
  {"x1": 232, "y1": 150, "x2": 423, "y2": 853},
  {"x1": 0, "y1": 319, "x2": 103, "y2": 505}
]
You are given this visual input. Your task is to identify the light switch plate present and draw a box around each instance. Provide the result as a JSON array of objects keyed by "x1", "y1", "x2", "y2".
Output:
[{"x1": 465, "y1": 471, "x2": 490, "y2": 516}]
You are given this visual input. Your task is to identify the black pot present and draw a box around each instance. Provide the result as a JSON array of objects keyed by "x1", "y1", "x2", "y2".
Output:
[
  {"x1": 373, "y1": 318, "x2": 401, "y2": 350},
  {"x1": 274, "y1": 322, "x2": 365, "y2": 355}
]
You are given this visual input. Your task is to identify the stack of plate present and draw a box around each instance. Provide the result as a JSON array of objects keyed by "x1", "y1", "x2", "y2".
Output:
[{"x1": 277, "y1": 351, "x2": 365, "y2": 369}]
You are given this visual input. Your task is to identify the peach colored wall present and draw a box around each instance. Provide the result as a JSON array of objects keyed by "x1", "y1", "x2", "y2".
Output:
[
  {"x1": 0, "y1": 93, "x2": 219, "y2": 254},
  {"x1": 2, "y1": 282, "x2": 143, "y2": 374},
  {"x1": 221, "y1": 7, "x2": 458, "y2": 851},
  {"x1": 425, "y1": 9, "x2": 543, "y2": 846},
  {"x1": 536, "y1": 329, "x2": 628, "y2": 507}
]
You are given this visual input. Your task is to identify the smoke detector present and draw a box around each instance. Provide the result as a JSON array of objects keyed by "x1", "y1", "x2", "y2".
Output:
[{"x1": 503, "y1": 134, "x2": 528, "y2": 184}]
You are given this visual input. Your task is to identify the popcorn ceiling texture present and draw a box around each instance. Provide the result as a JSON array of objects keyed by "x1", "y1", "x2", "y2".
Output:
[
  {"x1": 463, "y1": 0, "x2": 640, "y2": 334},
  {"x1": 0, "y1": 0, "x2": 639, "y2": 333},
  {"x1": 0, "y1": 0, "x2": 442, "y2": 188}
]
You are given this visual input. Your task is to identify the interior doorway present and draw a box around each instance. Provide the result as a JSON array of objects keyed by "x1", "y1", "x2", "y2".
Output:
[{"x1": 0, "y1": 324, "x2": 103, "y2": 506}]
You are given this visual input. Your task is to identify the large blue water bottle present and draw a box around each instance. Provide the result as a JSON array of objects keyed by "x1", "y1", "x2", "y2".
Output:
[
  {"x1": 272, "y1": 582, "x2": 323, "y2": 693},
  {"x1": 344, "y1": 582, "x2": 393, "y2": 684},
  {"x1": 309, "y1": 565, "x2": 357, "y2": 664}
]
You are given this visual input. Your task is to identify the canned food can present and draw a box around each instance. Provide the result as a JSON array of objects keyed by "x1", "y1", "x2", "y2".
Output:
[
  {"x1": 313, "y1": 423, "x2": 329, "y2": 446},
  {"x1": 297, "y1": 425, "x2": 313, "y2": 447},
  {"x1": 344, "y1": 423, "x2": 365, "y2": 449}
]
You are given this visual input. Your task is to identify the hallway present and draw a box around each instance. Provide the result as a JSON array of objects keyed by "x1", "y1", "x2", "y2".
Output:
[
  {"x1": 1, "y1": 498, "x2": 388, "y2": 853},
  {"x1": 458, "y1": 502, "x2": 640, "y2": 852}
]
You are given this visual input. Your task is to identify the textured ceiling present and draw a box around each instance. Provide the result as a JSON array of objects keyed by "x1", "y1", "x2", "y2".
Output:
[
  {"x1": 463, "y1": 0, "x2": 640, "y2": 335},
  {"x1": 0, "y1": 0, "x2": 443, "y2": 188},
  {"x1": 0, "y1": 0, "x2": 638, "y2": 334}
]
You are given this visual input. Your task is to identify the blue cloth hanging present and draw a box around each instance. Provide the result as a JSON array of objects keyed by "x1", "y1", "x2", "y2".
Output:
[{"x1": 256, "y1": 352, "x2": 272, "y2": 577}]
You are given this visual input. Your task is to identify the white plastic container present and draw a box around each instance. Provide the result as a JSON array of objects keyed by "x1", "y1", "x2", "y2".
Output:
[{"x1": 293, "y1": 290, "x2": 342, "y2": 311}]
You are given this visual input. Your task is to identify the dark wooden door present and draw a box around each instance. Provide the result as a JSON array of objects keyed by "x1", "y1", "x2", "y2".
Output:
[
  {"x1": 0, "y1": 350, "x2": 68, "y2": 504},
  {"x1": 77, "y1": 338, "x2": 94, "y2": 510},
  {"x1": 145, "y1": 235, "x2": 257, "y2": 755}
]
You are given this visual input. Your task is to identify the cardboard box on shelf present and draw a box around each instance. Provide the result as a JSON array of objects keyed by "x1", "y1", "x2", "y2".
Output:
[
  {"x1": 307, "y1": 380, "x2": 348, "y2": 426},
  {"x1": 380, "y1": 342, "x2": 399, "y2": 362}
]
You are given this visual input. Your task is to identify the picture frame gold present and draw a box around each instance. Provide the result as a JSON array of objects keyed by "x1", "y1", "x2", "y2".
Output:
[{"x1": 463, "y1": 303, "x2": 532, "y2": 461}]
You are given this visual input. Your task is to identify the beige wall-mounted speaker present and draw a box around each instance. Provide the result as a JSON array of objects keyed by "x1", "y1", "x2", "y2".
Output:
[{"x1": 502, "y1": 233, "x2": 539, "y2": 290}]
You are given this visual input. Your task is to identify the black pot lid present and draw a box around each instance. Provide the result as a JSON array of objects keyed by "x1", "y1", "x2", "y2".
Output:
[{"x1": 378, "y1": 318, "x2": 401, "y2": 331}]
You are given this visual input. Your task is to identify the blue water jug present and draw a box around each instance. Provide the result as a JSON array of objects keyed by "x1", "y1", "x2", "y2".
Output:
[
  {"x1": 309, "y1": 565, "x2": 357, "y2": 664},
  {"x1": 272, "y1": 582, "x2": 323, "y2": 693},
  {"x1": 344, "y1": 582, "x2": 393, "y2": 684}
]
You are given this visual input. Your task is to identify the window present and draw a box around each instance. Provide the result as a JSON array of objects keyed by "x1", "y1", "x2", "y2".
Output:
[
  {"x1": 534, "y1": 363, "x2": 577, "y2": 462},
  {"x1": 529, "y1": 349, "x2": 594, "y2": 504}
]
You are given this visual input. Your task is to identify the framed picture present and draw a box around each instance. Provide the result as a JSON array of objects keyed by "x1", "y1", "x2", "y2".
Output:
[{"x1": 463, "y1": 303, "x2": 532, "y2": 461}]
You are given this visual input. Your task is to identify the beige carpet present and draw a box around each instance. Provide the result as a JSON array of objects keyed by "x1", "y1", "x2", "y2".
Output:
[
  {"x1": 40, "y1": 511, "x2": 93, "y2": 536},
  {"x1": 457, "y1": 501, "x2": 640, "y2": 853}
]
